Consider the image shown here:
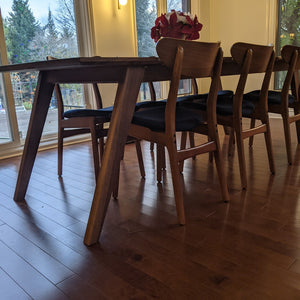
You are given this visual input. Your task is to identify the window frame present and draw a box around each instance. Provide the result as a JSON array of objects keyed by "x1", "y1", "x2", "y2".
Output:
[{"x1": 0, "y1": 0, "x2": 94, "y2": 156}]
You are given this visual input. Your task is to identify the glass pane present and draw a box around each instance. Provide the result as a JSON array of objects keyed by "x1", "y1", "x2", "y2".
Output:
[
  {"x1": 167, "y1": 0, "x2": 183, "y2": 11},
  {"x1": 275, "y1": 0, "x2": 300, "y2": 89},
  {"x1": 0, "y1": 0, "x2": 81, "y2": 139},
  {"x1": 135, "y1": 0, "x2": 161, "y2": 100},
  {"x1": 0, "y1": 73, "x2": 12, "y2": 143},
  {"x1": 167, "y1": 0, "x2": 191, "y2": 95}
]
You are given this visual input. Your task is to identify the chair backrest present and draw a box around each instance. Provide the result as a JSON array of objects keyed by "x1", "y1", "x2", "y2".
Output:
[
  {"x1": 156, "y1": 37, "x2": 223, "y2": 133},
  {"x1": 230, "y1": 42, "x2": 275, "y2": 113},
  {"x1": 46, "y1": 56, "x2": 103, "y2": 120},
  {"x1": 280, "y1": 45, "x2": 300, "y2": 103}
]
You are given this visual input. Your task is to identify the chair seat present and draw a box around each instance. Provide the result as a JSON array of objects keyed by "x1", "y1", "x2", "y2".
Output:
[
  {"x1": 182, "y1": 92, "x2": 255, "y2": 116},
  {"x1": 63, "y1": 107, "x2": 113, "y2": 119},
  {"x1": 244, "y1": 90, "x2": 295, "y2": 105},
  {"x1": 135, "y1": 94, "x2": 199, "y2": 111},
  {"x1": 135, "y1": 100, "x2": 166, "y2": 110},
  {"x1": 132, "y1": 106, "x2": 204, "y2": 132}
]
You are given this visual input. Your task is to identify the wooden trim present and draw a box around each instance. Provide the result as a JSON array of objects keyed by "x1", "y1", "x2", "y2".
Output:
[{"x1": 0, "y1": 10, "x2": 20, "y2": 149}]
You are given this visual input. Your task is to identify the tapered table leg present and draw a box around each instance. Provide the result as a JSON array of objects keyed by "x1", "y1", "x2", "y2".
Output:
[
  {"x1": 14, "y1": 72, "x2": 54, "y2": 202},
  {"x1": 84, "y1": 67, "x2": 145, "y2": 246}
]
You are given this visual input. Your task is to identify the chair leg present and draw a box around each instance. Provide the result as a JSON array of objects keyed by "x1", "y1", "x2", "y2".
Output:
[
  {"x1": 189, "y1": 132, "x2": 196, "y2": 160},
  {"x1": 166, "y1": 141, "x2": 186, "y2": 225},
  {"x1": 235, "y1": 125, "x2": 248, "y2": 189},
  {"x1": 99, "y1": 137, "x2": 105, "y2": 163},
  {"x1": 208, "y1": 136, "x2": 214, "y2": 162},
  {"x1": 156, "y1": 143, "x2": 164, "y2": 183},
  {"x1": 228, "y1": 128, "x2": 235, "y2": 157},
  {"x1": 90, "y1": 127, "x2": 100, "y2": 180},
  {"x1": 179, "y1": 132, "x2": 187, "y2": 172},
  {"x1": 213, "y1": 143, "x2": 230, "y2": 202},
  {"x1": 249, "y1": 118, "x2": 255, "y2": 147},
  {"x1": 150, "y1": 142, "x2": 154, "y2": 151},
  {"x1": 281, "y1": 113, "x2": 293, "y2": 164},
  {"x1": 264, "y1": 119, "x2": 275, "y2": 174},
  {"x1": 57, "y1": 128, "x2": 63, "y2": 176},
  {"x1": 135, "y1": 140, "x2": 145, "y2": 178},
  {"x1": 112, "y1": 161, "x2": 120, "y2": 199},
  {"x1": 294, "y1": 107, "x2": 300, "y2": 144}
]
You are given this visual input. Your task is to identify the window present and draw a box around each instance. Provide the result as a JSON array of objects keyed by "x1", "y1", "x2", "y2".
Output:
[
  {"x1": 276, "y1": 0, "x2": 300, "y2": 88},
  {"x1": 135, "y1": 0, "x2": 192, "y2": 100},
  {"x1": 0, "y1": 0, "x2": 89, "y2": 145}
]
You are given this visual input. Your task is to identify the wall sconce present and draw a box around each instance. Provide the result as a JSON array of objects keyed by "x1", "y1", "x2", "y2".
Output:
[{"x1": 118, "y1": 0, "x2": 127, "y2": 9}]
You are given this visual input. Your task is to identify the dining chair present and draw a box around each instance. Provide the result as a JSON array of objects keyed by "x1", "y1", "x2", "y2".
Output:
[
  {"x1": 128, "y1": 37, "x2": 229, "y2": 225},
  {"x1": 183, "y1": 42, "x2": 276, "y2": 189},
  {"x1": 244, "y1": 45, "x2": 300, "y2": 165},
  {"x1": 48, "y1": 57, "x2": 145, "y2": 198}
]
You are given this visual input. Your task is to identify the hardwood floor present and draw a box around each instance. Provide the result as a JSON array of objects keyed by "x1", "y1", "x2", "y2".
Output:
[{"x1": 1, "y1": 118, "x2": 300, "y2": 299}]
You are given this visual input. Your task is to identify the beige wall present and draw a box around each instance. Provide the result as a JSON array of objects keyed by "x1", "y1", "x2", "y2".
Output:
[
  {"x1": 90, "y1": 0, "x2": 278, "y2": 103},
  {"x1": 90, "y1": 0, "x2": 137, "y2": 106}
]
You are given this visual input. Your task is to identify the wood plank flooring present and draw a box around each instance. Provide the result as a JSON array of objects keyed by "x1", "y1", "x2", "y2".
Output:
[{"x1": 1, "y1": 118, "x2": 300, "y2": 299}]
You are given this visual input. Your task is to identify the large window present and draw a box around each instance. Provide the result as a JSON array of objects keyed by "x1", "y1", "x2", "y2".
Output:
[
  {"x1": 135, "y1": 0, "x2": 192, "y2": 100},
  {"x1": 276, "y1": 0, "x2": 300, "y2": 88},
  {"x1": 0, "y1": 0, "x2": 84, "y2": 143}
]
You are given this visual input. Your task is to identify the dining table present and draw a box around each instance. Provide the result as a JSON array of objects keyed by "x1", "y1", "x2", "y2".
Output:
[{"x1": 0, "y1": 55, "x2": 288, "y2": 246}]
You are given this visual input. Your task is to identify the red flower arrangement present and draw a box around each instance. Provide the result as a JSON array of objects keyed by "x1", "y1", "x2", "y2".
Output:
[{"x1": 151, "y1": 10, "x2": 203, "y2": 43}]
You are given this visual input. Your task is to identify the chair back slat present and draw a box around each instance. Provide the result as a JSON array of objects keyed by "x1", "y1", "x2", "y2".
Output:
[
  {"x1": 231, "y1": 42, "x2": 274, "y2": 73},
  {"x1": 155, "y1": 37, "x2": 222, "y2": 136},
  {"x1": 281, "y1": 45, "x2": 300, "y2": 68},
  {"x1": 156, "y1": 38, "x2": 221, "y2": 78},
  {"x1": 280, "y1": 45, "x2": 300, "y2": 103}
]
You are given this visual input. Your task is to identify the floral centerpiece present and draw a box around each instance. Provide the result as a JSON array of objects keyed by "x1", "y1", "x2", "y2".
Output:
[{"x1": 151, "y1": 10, "x2": 203, "y2": 42}]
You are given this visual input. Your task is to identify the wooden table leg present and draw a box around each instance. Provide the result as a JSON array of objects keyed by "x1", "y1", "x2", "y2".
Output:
[
  {"x1": 84, "y1": 67, "x2": 145, "y2": 246},
  {"x1": 14, "y1": 72, "x2": 54, "y2": 202}
]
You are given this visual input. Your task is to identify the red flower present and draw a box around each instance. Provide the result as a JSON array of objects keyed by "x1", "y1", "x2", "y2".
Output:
[{"x1": 150, "y1": 11, "x2": 203, "y2": 42}]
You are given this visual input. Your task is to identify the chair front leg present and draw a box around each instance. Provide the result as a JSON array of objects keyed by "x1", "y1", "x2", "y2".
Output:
[
  {"x1": 165, "y1": 139, "x2": 185, "y2": 225},
  {"x1": 249, "y1": 118, "x2": 255, "y2": 147},
  {"x1": 282, "y1": 111, "x2": 293, "y2": 164},
  {"x1": 263, "y1": 118, "x2": 275, "y2": 174},
  {"x1": 294, "y1": 107, "x2": 300, "y2": 144},
  {"x1": 58, "y1": 128, "x2": 64, "y2": 176}
]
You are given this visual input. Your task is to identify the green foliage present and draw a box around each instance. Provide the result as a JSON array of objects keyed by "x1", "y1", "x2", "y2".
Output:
[
  {"x1": 3, "y1": 0, "x2": 80, "y2": 107},
  {"x1": 44, "y1": 9, "x2": 58, "y2": 39},
  {"x1": 279, "y1": 0, "x2": 300, "y2": 47},
  {"x1": 135, "y1": 0, "x2": 157, "y2": 57},
  {"x1": 5, "y1": 0, "x2": 39, "y2": 64},
  {"x1": 55, "y1": 0, "x2": 76, "y2": 39},
  {"x1": 23, "y1": 100, "x2": 32, "y2": 110},
  {"x1": 276, "y1": 0, "x2": 300, "y2": 88}
]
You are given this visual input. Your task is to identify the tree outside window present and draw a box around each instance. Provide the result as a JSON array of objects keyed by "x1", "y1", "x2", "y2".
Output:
[
  {"x1": 276, "y1": 0, "x2": 300, "y2": 88},
  {"x1": 1, "y1": 0, "x2": 81, "y2": 138},
  {"x1": 135, "y1": 0, "x2": 191, "y2": 100}
]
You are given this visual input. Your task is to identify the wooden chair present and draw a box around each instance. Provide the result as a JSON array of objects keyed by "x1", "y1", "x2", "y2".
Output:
[
  {"x1": 129, "y1": 37, "x2": 229, "y2": 225},
  {"x1": 183, "y1": 42, "x2": 276, "y2": 189},
  {"x1": 48, "y1": 57, "x2": 145, "y2": 196},
  {"x1": 245, "y1": 45, "x2": 300, "y2": 164}
]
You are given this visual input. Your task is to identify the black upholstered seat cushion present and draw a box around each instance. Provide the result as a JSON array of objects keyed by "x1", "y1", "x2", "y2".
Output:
[
  {"x1": 244, "y1": 90, "x2": 295, "y2": 105},
  {"x1": 63, "y1": 107, "x2": 113, "y2": 119},
  {"x1": 135, "y1": 94, "x2": 200, "y2": 111},
  {"x1": 182, "y1": 91, "x2": 255, "y2": 117},
  {"x1": 181, "y1": 90, "x2": 234, "y2": 103},
  {"x1": 131, "y1": 106, "x2": 204, "y2": 132},
  {"x1": 135, "y1": 100, "x2": 167, "y2": 110}
]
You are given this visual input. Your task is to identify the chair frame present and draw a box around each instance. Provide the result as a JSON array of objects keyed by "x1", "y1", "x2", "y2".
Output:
[
  {"x1": 250, "y1": 45, "x2": 300, "y2": 164},
  {"x1": 49, "y1": 57, "x2": 145, "y2": 199},
  {"x1": 218, "y1": 43, "x2": 276, "y2": 189},
  {"x1": 129, "y1": 38, "x2": 229, "y2": 225}
]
